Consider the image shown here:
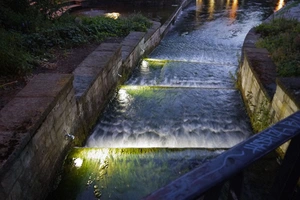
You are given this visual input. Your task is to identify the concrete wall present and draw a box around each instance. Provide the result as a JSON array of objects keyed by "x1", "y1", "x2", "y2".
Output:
[
  {"x1": 272, "y1": 78, "x2": 300, "y2": 122},
  {"x1": 239, "y1": 28, "x2": 300, "y2": 154},
  {"x1": 0, "y1": 0, "x2": 193, "y2": 199}
]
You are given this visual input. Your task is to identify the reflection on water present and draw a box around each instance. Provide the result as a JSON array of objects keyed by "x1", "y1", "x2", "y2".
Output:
[
  {"x1": 275, "y1": 0, "x2": 285, "y2": 11},
  {"x1": 197, "y1": 0, "x2": 239, "y2": 21},
  {"x1": 208, "y1": 0, "x2": 215, "y2": 20},
  {"x1": 230, "y1": 0, "x2": 239, "y2": 20},
  {"x1": 199, "y1": 0, "x2": 239, "y2": 21}
]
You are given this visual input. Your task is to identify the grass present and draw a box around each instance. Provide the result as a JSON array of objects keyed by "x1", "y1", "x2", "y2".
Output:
[
  {"x1": 255, "y1": 18, "x2": 300, "y2": 77},
  {"x1": 0, "y1": 1, "x2": 152, "y2": 77}
]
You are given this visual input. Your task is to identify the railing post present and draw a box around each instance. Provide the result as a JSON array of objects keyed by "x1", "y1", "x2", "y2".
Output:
[{"x1": 269, "y1": 134, "x2": 300, "y2": 200}]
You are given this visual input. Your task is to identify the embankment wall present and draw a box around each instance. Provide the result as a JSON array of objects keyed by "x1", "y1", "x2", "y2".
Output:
[{"x1": 239, "y1": 28, "x2": 300, "y2": 154}]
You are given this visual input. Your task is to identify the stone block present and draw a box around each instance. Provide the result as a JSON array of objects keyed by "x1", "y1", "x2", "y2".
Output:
[
  {"x1": 287, "y1": 101, "x2": 298, "y2": 112},
  {"x1": 122, "y1": 32, "x2": 145, "y2": 44},
  {"x1": 20, "y1": 145, "x2": 35, "y2": 169},
  {"x1": 49, "y1": 128, "x2": 59, "y2": 145},
  {"x1": 122, "y1": 45, "x2": 134, "y2": 61},
  {"x1": 0, "y1": 184, "x2": 7, "y2": 199},
  {"x1": 73, "y1": 75, "x2": 94, "y2": 98},
  {"x1": 16, "y1": 74, "x2": 73, "y2": 98},
  {"x1": 73, "y1": 66, "x2": 102, "y2": 78},
  {"x1": 76, "y1": 51, "x2": 113, "y2": 69},
  {"x1": 144, "y1": 21, "x2": 161, "y2": 41},
  {"x1": 95, "y1": 43, "x2": 121, "y2": 52},
  {"x1": 243, "y1": 28, "x2": 260, "y2": 48},
  {"x1": 8, "y1": 180, "x2": 21, "y2": 200},
  {"x1": 32, "y1": 124, "x2": 48, "y2": 151},
  {"x1": 1, "y1": 159, "x2": 23, "y2": 194}
]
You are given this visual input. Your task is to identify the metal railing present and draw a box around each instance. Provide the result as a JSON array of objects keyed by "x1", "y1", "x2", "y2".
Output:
[{"x1": 143, "y1": 111, "x2": 300, "y2": 200}]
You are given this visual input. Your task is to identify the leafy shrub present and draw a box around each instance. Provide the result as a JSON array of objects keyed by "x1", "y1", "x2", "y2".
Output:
[
  {"x1": 0, "y1": 0, "x2": 152, "y2": 76},
  {"x1": 23, "y1": 14, "x2": 152, "y2": 55},
  {"x1": 0, "y1": 29, "x2": 35, "y2": 75},
  {"x1": 255, "y1": 18, "x2": 300, "y2": 77}
]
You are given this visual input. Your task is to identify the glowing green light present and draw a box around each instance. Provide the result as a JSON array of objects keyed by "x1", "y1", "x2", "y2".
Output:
[
  {"x1": 120, "y1": 85, "x2": 157, "y2": 98},
  {"x1": 53, "y1": 148, "x2": 221, "y2": 199},
  {"x1": 143, "y1": 58, "x2": 168, "y2": 67},
  {"x1": 74, "y1": 158, "x2": 83, "y2": 168}
]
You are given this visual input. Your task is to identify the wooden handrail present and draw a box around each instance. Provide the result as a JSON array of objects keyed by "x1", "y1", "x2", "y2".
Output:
[{"x1": 143, "y1": 111, "x2": 300, "y2": 200}]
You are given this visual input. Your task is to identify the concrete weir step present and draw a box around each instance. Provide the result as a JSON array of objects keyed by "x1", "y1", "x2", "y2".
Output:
[{"x1": 48, "y1": 147, "x2": 223, "y2": 200}]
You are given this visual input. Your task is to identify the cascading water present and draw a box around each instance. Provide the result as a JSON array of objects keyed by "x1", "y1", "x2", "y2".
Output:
[
  {"x1": 50, "y1": 1, "x2": 289, "y2": 199},
  {"x1": 86, "y1": 0, "x2": 262, "y2": 149}
]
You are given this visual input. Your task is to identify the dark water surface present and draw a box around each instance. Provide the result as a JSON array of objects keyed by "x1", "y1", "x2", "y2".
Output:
[{"x1": 51, "y1": 0, "x2": 289, "y2": 199}]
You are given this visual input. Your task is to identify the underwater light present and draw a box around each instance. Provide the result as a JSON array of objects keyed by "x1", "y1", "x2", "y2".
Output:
[
  {"x1": 74, "y1": 158, "x2": 83, "y2": 168},
  {"x1": 141, "y1": 60, "x2": 149, "y2": 69},
  {"x1": 144, "y1": 58, "x2": 168, "y2": 63},
  {"x1": 140, "y1": 60, "x2": 150, "y2": 73},
  {"x1": 118, "y1": 89, "x2": 130, "y2": 101},
  {"x1": 121, "y1": 85, "x2": 147, "y2": 90}
]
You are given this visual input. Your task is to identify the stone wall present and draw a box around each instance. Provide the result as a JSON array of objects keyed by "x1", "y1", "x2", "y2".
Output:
[
  {"x1": 73, "y1": 43, "x2": 123, "y2": 143},
  {"x1": 272, "y1": 78, "x2": 300, "y2": 122},
  {"x1": 239, "y1": 28, "x2": 300, "y2": 154},
  {"x1": 0, "y1": 0, "x2": 193, "y2": 199},
  {"x1": 0, "y1": 74, "x2": 76, "y2": 200}
]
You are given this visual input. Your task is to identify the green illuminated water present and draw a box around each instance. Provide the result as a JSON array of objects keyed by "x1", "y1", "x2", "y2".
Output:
[{"x1": 49, "y1": 148, "x2": 222, "y2": 200}]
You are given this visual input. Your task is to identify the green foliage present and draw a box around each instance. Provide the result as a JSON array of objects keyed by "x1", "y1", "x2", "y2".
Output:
[
  {"x1": 0, "y1": 29, "x2": 35, "y2": 75},
  {"x1": 246, "y1": 91, "x2": 272, "y2": 133},
  {"x1": 0, "y1": 0, "x2": 58, "y2": 32},
  {"x1": 255, "y1": 18, "x2": 300, "y2": 77},
  {"x1": 0, "y1": 0, "x2": 152, "y2": 76},
  {"x1": 21, "y1": 14, "x2": 152, "y2": 53},
  {"x1": 121, "y1": 13, "x2": 152, "y2": 32}
]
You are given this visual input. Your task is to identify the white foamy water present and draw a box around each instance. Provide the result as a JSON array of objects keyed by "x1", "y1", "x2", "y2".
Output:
[
  {"x1": 86, "y1": 88, "x2": 251, "y2": 148},
  {"x1": 86, "y1": 0, "x2": 279, "y2": 149}
]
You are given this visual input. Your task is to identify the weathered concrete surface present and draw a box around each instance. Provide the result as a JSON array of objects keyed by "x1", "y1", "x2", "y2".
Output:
[
  {"x1": 278, "y1": 78, "x2": 300, "y2": 106},
  {"x1": 121, "y1": 31, "x2": 145, "y2": 77},
  {"x1": 244, "y1": 46, "x2": 277, "y2": 100}
]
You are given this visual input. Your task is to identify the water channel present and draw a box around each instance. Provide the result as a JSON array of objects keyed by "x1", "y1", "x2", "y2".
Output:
[{"x1": 50, "y1": 0, "x2": 288, "y2": 199}]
